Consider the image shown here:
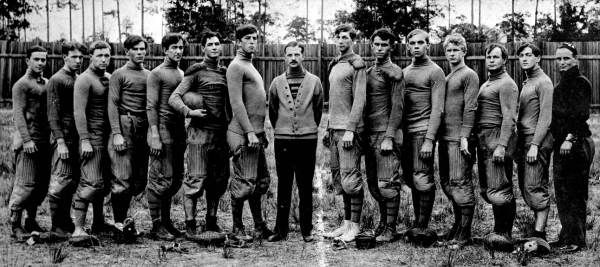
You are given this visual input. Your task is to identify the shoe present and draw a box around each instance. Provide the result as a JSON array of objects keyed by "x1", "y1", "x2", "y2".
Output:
[
  {"x1": 484, "y1": 232, "x2": 514, "y2": 252},
  {"x1": 303, "y1": 234, "x2": 315, "y2": 243},
  {"x1": 415, "y1": 228, "x2": 438, "y2": 247},
  {"x1": 336, "y1": 222, "x2": 360, "y2": 242},
  {"x1": 91, "y1": 221, "x2": 117, "y2": 236},
  {"x1": 11, "y1": 226, "x2": 28, "y2": 242},
  {"x1": 231, "y1": 227, "x2": 253, "y2": 242},
  {"x1": 323, "y1": 220, "x2": 349, "y2": 239},
  {"x1": 185, "y1": 220, "x2": 197, "y2": 239},
  {"x1": 375, "y1": 226, "x2": 396, "y2": 242},
  {"x1": 447, "y1": 238, "x2": 471, "y2": 250},
  {"x1": 549, "y1": 240, "x2": 564, "y2": 248},
  {"x1": 24, "y1": 218, "x2": 46, "y2": 233},
  {"x1": 148, "y1": 220, "x2": 175, "y2": 241},
  {"x1": 254, "y1": 222, "x2": 274, "y2": 239},
  {"x1": 374, "y1": 223, "x2": 387, "y2": 237},
  {"x1": 163, "y1": 219, "x2": 183, "y2": 237},
  {"x1": 204, "y1": 216, "x2": 223, "y2": 233},
  {"x1": 557, "y1": 244, "x2": 582, "y2": 253},
  {"x1": 267, "y1": 233, "x2": 286, "y2": 242}
]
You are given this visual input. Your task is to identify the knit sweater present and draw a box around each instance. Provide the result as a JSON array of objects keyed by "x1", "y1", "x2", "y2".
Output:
[
  {"x1": 402, "y1": 56, "x2": 446, "y2": 140},
  {"x1": 517, "y1": 65, "x2": 553, "y2": 146},
  {"x1": 364, "y1": 58, "x2": 404, "y2": 138},
  {"x1": 227, "y1": 50, "x2": 266, "y2": 134},
  {"x1": 268, "y1": 67, "x2": 324, "y2": 139},
  {"x1": 12, "y1": 69, "x2": 49, "y2": 144},
  {"x1": 169, "y1": 56, "x2": 231, "y2": 130},
  {"x1": 476, "y1": 69, "x2": 518, "y2": 147},
  {"x1": 327, "y1": 52, "x2": 367, "y2": 132},
  {"x1": 440, "y1": 64, "x2": 479, "y2": 141},
  {"x1": 47, "y1": 67, "x2": 78, "y2": 143},
  {"x1": 550, "y1": 66, "x2": 592, "y2": 142},
  {"x1": 146, "y1": 57, "x2": 184, "y2": 129},
  {"x1": 287, "y1": 67, "x2": 304, "y2": 99},
  {"x1": 74, "y1": 66, "x2": 111, "y2": 146},
  {"x1": 108, "y1": 61, "x2": 150, "y2": 135}
]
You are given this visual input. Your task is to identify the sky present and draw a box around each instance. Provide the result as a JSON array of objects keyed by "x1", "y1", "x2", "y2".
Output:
[{"x1": 22, "y1": 0, "x2": 559, "y2": 43}]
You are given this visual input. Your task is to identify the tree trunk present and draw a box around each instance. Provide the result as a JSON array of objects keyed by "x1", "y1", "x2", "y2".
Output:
[
  {"x1": 46, "y1": 0, "x2": 50, "y2": 42},
  {"x1": 448, "y1": 0, "x2": 451, "y2": 28},
  {"x1": 69, "y1": 0, "x2": 73, "y2": 41},
  {"x1": 534, "y1": 0, "x2": 539, "y2": 36},
  {"x1": 306, "y1": 0, "x2": 309, "y2": 42},
  {"x1": 478, "y1": 0, "x2": 481, "y2": 28},
  {"x1": 511, "y1": 0, "x2": 515, "y2": 42},
  {"x1": 117, "y1": 0, "x2": 122, "y2": 43},
  {"x1": 426, "y1": 0, "x2": 430, "y2": 31},
  {"x1": 553, "y1": 0, "x2": 557, "y2": 28},
  {"x1": 471, "y1": 0, "x2": 474, "y2": 25},
  {"x1": 92, "y1": 0, "x2": 96, "y2": 40},
  {"x1": 102, "y1": 0, "x2": 105, "y2": 40},
  {"x1": 82, "y1": 0, "x2": 85, "y2": 42},
  {"x1": 141, "y1": 0, "x2": 144, "y2": 35}
]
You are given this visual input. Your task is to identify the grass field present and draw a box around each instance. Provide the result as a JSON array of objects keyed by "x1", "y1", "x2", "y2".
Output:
[{"x1": 2, "y1": 108, "x2": 600, "y2": 266}]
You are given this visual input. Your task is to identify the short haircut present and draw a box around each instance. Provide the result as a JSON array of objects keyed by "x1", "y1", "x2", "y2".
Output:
[
  {"x1": 517, "y1": 42, "x2": 541, "y2": 57},
  {"x1": 334, "y1": 24, "x2": 357, "y2": 40},
  {"x1": 235, "y1": 24, "x2": 258, "y2": 40},
  {"x1": 89, "y1": 41, "x2": 111, "y2": 55},
  {"x1": 200, "y1": 30, "x2": 221, "y2": 47},
  {"x1": 370, "y1": 28, "x2": 396, "y2": 44},
  {"x1": 283, "y1": 41, "x2": 305, "y2": 54},
  {"x1": 26, "y1": 45, "x2": 47, "y2": 58},
  {"x1": 61, "y1": 42, "x2": 88, "y2": 56},
  {"x1": 443, "y1": 33, "x2": 467, "y2": 52},
  {"x1": 557, "y1": 42, "x2": 578, "y2": 57},
  {"x1": 485, "y1": 43, "x2": 508, "y2": 60},
  {"x1": 407, "y1": 29, "x2": 429, "y2": 44},
  {"x1": 161, "y1": 33, "x2": 186, "y2": 50},
  {"x1": 124, "y1": 35, "x2": 147, "y2": 50}
]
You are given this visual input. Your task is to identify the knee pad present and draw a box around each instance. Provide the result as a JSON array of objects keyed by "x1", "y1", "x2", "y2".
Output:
[
  {"x1": 413, "y1": 171, "x2": 435, "y2": 192},
  {"x1": 183, "y1": 175, "x2": 206, "y2": 198},
  {"x1": 255, "y1": 175, "x2": 270, "y2": 195},
  {"x1": 229, "y1": 176, "x2": 255, "y2": 200},
  {"x1": 486, "y1": 189, "x2": 513, "y2": 206},
  {"x1": 378, "y1": 181, "x2": 400, "y2": 199},
  {"x1": 341, "y1": 168, "x2": 363, "y2": 196},
  {"x1": 48, "y1": 175, "x2": 74, "y2": 200}
]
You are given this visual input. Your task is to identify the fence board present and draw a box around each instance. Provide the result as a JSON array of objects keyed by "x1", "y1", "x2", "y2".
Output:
[{"x1": 1, "y1": 41, "x2": 600, "y2": 109}]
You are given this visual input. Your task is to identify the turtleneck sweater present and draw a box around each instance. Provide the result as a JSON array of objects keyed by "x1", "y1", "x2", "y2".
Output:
[
  {"x1": 74, "y1": 65, "x2": 111, "y2": 146},
  {"x1": 227, "y1": 49, "x2": 266, "y2": 134},
  {"x1": 108, "y1": 61, "x2": 151, "y2": 135},
  {"x1": 551, "y1": 66, "x2": 592, "y2": 142},
  {"x1": 517, "y1": 65, "x2": 553, "y2": 146},
  {"x1": 476, "y1": 69, "x2": 518, "y2": 147},
  {"x1": 402, "y1": 55, "x2": 446, "y2": 140},
  {"x1": 327, "y1": 51, "x2": 367, "y2": 132},
  {"x1": 170, "y1": 56, "x2": 230, "y2": 130},
  {"x1": 440, "y1": 63, "x2": 480, "y2": 141},
  {"x1": 364, "y1": 57, "x2": 404, "y2": 137},
  {"x1": 286, "y1": 66, "x2": 305, "y2": 99},
  {"x1": 12, "y1": 69, "x2": 49, "y2": 143},
  {"x1": 47, "y1": 66, "x2": 78, "y2": 142},
  {"x1": 147, "y1": 57, "x2": 184, "y2": 129}
]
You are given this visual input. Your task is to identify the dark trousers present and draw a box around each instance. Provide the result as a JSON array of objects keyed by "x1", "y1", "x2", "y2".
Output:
[
  {"x1": 554, "y1": 136, "x2": 595, "y2": 247},
  {"x1": 273, "y1": 138, "x2": 317, "y2": 237}
]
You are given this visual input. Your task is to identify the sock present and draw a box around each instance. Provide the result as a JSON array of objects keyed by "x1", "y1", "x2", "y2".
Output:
[
  {"x1": 147, "y1": 191, "x2": 161, "y2": 221},
  {"x1": 412, "y1": 190, "x2": 420, "y2": 227},
  {"x1": 378, "y1": 200, "x2": 387, "y2": 227},
  {"x1": 457, "y1": 206, "x2": 474, "y2": 240},
  {"x1": 161, "y1": 198, "x2": 172, "y2": 224},
  {"x1": 417, "y1": 190, "x2": 435, "y2": 229},
  {"x1": 249, "y1": 194, "x2": 264, "y2": 226},
  {"x1": 343, "y1": 193, "x2": 351, "y2": 220},
  {"x1": 111, "y1": 194, "x2": 131, "y2": 223},
  {"x1": 26, "y1": 206, "x2": 37, "y2": 221},
  {"x1": 49, "y1": 197, "x2": 61, "y2": 228},
  {"x1": 231, "y1": 198, "x2": 244, "y2": 229},
  {"x1": 350, "y1": 192, "x2": 364, "y2": 223},
  {"x1": 72, "y1": 198, "x2": 89, "y2": 228},
  {"x1": 184, "y1": 197, "x2": 197, "y2": 222},
  {"x1": 92, "y1": 198, "x2": 104, "y2": 226},
  {"x1": 386, "y1": 197, "x2": 400, "y2": 227}
]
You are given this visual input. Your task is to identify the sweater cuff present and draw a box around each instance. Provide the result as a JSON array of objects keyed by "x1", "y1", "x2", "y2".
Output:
[
  {"x1": 111, "y1": 127, "x2": 122, "y2": 135},
  {"x1": 345, "y1": 121, "x2": 358, "y2": 132},
  {"x1": 425, "y1": 132, "x2": 436, "y2": 141},
  {"x1": 384, "y1": 128, "x2": 396, "y2": 139},
  {"x1": 182, "y1": 106, "x2": 192, "y2": 118},
  {"x1": 79, "y1": 134, "x2": 90, "y2": 142}
]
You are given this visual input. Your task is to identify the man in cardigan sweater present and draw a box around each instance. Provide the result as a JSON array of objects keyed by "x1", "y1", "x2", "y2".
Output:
[
  {"x1": 402, "y1": 29, "x2": 446, "y2": 246},
  {"x1": 9, "y1": 46, "x2": 50, "y2": 240},
  {"x1": 146, "y1": 33, "x2": 186, "y2": 240},
  {"x1": 322, "y1": 24, "x2": 367, "y2": 242},
  {"x1": 439, "y1": 34, "x2": 479, "y2": 248},
  {"x1": 515, "y1": 43, "x2": 554, "y2": 243},
  {"x1": 551, "y1": 44, "x2": 595, "y2": 253},
  {"x1": 267, "y1": 41, "x2": 324, "y2": 243},
  {"x1": 46, "y1": 42, "x2": 87, "y2": 236},
  {"x1": 363, "y1": 28, "x2": 405, "y2": 243},
  {"x1": 169, "y1": 31, "x2": 232, "y2": 238},
  {"x1": 226, "y1": 24, "x2": 273, "y2": 241}
]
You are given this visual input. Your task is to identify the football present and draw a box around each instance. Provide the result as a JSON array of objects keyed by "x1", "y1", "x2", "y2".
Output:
[{"x1": 182, "y1": 92, "x2": 205, "y2": 110}]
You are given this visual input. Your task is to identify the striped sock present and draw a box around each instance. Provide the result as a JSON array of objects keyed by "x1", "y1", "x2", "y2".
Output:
[
  {"x1": 385, "y1": 197, "x2": 400, "y2": 226},
  {"x1": 418, "y1": 190, "x2": 435, "y2": 228},
  {"x1": 350, "y1": 193, "x2": 364, "y2": 223}
]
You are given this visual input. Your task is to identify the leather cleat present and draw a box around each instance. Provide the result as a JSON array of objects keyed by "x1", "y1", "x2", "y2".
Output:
[
  {"x1": 254, "y1": 223, "x2": 274, "y2": 240},
  {"x1": 303, "y1": 234, "x2": 315, "y2": 243},
  {"x1": 231, "y1": 227, "x2": 253, "y2": 243},
  {"x1": 24, "y1": 218, "x2": 46, "y2": 233},
  {"x1": 267, "y1": 233, "x2": 287, "y2": 242}
]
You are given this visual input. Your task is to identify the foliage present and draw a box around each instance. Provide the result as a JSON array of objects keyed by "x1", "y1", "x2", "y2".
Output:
[
  {"x1": 285, "y1": 16, "x2": 316, "y2": 42},
  {"x1": 496, "y1": 11, "x2": 532, "y2": 42},
  {"x1": 164, "y1": 0, "x2": 236, "y2": 43},
  {"x1": 0, "y1": 0, "x2": 39, "y2": 40}
]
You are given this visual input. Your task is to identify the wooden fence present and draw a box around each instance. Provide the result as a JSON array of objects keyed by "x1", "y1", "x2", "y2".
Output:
[{"x1": 1, "y1": 41, "x2": 600, "y2": 108}]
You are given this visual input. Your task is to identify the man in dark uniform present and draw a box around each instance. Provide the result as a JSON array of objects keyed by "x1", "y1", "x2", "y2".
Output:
[
  {"x1": 46, "y1": 42, "x2": 87, "y2": 236},
  {"x1": 169, "y1": 30, "x2": 231, "y2": 238},
  {"x1": 9, "y1": 46, "x2": 50, "y2": 240}
]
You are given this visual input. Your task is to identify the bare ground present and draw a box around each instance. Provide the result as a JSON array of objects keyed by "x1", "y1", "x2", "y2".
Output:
[{"x1": 2, "y1": 110, "x2": 600, "y2": 266}]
